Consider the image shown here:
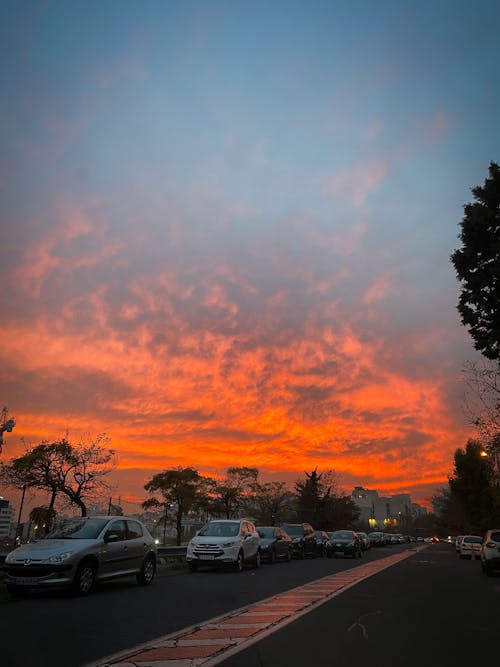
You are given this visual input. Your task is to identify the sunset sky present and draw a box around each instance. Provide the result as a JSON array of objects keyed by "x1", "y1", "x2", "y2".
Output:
[{"x1": 1, "y1": 0, "x2": 499, "y2": 513}]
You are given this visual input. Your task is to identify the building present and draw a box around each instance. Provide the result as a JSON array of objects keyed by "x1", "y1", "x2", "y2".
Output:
[
  {"x1": 351, "y1": 486, "x2": 426, "y2": 529},
  {"x1": 0, "y1": 498, "x2": 15, "y2": 544}
]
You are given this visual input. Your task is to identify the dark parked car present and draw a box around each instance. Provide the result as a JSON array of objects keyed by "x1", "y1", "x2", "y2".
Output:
[
  {"x1": 280, "y1": 523, "x2": 318, "y2": 558},
  {"x1": 3, "y1": 516, "x2": 157, "y2": 596},
  {"x1": 356, "y1": 531, "x2": 370, "y2": 550},
  {"x1": 314, "y1": 530, "x2": 330, "y2": 557},
  {"x1": 368, "y1": 531, "x2": 386, "y2": 546},
  {"x1": 327, "y1": 530, "x2": 363, "y2": 558},
  {"x1": 257, "y1": 526, "x2": 293, "y2": 563}
]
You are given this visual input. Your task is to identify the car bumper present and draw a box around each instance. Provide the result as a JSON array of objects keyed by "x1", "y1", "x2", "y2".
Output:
[
  {"x1": 187, "y1": 545, "x2": 241, "y2": 565},
  {"x1": 4, "y1": 564, "x2": 74, "y2": 588}
]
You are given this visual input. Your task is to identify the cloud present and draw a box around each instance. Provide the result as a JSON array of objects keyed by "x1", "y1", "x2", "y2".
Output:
[{"x1": 322, "y1": 159, "x2": 388, "y2": 208}]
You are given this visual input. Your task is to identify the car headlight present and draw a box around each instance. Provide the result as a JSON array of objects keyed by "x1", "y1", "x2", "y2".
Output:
[
  {"x1": 222, "y1": 540, "x2": 238, "y2": 548},
  {"x1": 48, "y1": 551, "x2": 74, "y2": 563}
]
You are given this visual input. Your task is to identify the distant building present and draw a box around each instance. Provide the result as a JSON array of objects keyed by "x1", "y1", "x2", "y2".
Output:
[
  {"x1": 351, "y1": 486, "x2": 426, "y2": 529},
  {"x1": 0, "y1": 498, "x2": 15, "y2": 543}
]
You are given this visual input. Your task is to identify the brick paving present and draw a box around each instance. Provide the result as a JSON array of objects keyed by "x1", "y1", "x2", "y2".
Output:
[{"x1": 86, "y1": 547, "x2": 427, "y2": 667}]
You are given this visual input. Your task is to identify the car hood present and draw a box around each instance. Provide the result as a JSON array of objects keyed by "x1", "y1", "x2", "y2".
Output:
[
  {"x1": 7, "y1": 539, "x2": 99, "y2": 560},
  {"x1": 190, "y1": 535, "x2": 240, "y2": 545}
]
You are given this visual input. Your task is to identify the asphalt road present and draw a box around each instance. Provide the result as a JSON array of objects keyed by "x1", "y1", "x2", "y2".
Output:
[
  {"x1": 1, "y1": 543, "x2": 497, "y2": 667},
  {"x1": 221, "y1": 542, "x2": 500, "y2": 667}
]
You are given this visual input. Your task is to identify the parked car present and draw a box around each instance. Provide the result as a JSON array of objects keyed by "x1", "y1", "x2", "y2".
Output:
[
  {"x1": 356, "y1": 531, "x2": 370, "y2": 550},
  {"x1": 186, "y1": 519, "x2": 260, "y2": 572},
  {"x1": 314, "y1": 530, "x2": 330, "y2": 557},
  {"x1": 327, "y1": 530, "x2": 363, "y2": 559},
  {"x1": 458, "y1": 535, "x2": 483, "y2": 559},
  {"x1": 3, "y1": 516, "x2": 157, "y2": 596},
  {"x1": 280, "y1": 523, "x2": 318, "y2": 558},
  {"x1": 480, "y1": 529, "x2": 500, "y2": 576},
  {"x1": 257, "y1": 526, "x2": 292, "y2": 563},
  {"x1": 368, "y1": 531, "x2": 385, "y2": 547}
]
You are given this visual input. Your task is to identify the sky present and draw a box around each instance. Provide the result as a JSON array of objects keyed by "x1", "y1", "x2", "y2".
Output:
[{"x1": 1, "y1": 0, "x2": 499, "y2": 514}]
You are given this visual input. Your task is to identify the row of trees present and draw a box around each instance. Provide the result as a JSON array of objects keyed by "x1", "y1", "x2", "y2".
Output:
[
  {"x1": 433, "y1": 162, "x2": 500, "y2": 534},
  {"x1": 433, "y1": 439, "x2": 500, "y2": 535},
  {"x1": 142, "y1": 466, "x2": 360, "y2": 545},
  {"x1": 0, "y1": 435, "x2": 359, "y2": 542}
]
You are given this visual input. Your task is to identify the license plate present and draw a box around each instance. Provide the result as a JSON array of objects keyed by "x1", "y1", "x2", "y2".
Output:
[
  {"x1": 12, "y1": 577, "x2": 34, "y2": 585},
  {"x1": 198, "y1": 554, "x2": 215, "y2": 560}
]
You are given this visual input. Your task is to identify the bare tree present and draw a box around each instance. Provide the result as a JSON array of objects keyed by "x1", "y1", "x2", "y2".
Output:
[{"x1": 462, "y1": 360, "x2": 500, "y2": 441}]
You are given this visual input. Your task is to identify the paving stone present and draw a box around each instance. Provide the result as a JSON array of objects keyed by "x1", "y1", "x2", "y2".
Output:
[
  {"x1": 128, "y1": 644, "x2": 231, "y2": 660},
  {"x1": 181, "y1": 628, "x2": 260, "y2": 640}
]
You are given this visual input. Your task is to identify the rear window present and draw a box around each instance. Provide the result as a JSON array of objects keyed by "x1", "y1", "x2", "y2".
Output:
[
  {"x1": 463, "y1": 536, "x2": 482, "y2": 544},
  {"x1": 490, "y1": 532, "x2": 500, "y2": 542}
]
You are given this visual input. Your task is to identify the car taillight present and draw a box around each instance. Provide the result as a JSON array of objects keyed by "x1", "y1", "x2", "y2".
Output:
[{"x1": 485, "y1": 541, "x2": 496, "y2": 548}]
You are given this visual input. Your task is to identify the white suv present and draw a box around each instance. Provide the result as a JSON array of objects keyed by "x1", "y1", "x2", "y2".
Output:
[
  {"x1": 186, "y1": 519, "x2": 260, "y2": 572},
  {"x1": 481, "y1": 529, "x2": 500, "y2": 576}
]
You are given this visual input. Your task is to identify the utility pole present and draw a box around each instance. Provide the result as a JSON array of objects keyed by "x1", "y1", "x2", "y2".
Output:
[{"x1": 15, "y1": 484, "x2": 27, "y2": 543}]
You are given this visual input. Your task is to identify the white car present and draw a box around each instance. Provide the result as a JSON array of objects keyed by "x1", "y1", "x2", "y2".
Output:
[
  {"x1": 480, "y1": 529, "x2": 500, "y2": 576},
  {"x1": 458, "y1": 535, "x2": 483, "y2": 559},
  {"x1": 186, "y1": 519, "x2": 260, "y2": 572}
]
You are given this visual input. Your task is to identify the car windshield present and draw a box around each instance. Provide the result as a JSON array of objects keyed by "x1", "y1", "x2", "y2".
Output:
[
  {"x1": 282, "y1": 525, "x2": 304, "y2": 536},
  {"x1": 45, "y1": 518, "x2": 110, "y2": 539},
  {"x1": 464, "y1": 536, "x2": 482, "y2": 543},
  {"x1": 257, "y1": 528, "x2": 275, "y2": 538},
  {"x1": 490, "y1": 532, "x2": 500, "y2": 542},
  {"x1": 331, "y1": 531, "x2": 353, "y2": 539},
  {"x1": 199, "y1": 521, "x2": 240, "y2": 537}
]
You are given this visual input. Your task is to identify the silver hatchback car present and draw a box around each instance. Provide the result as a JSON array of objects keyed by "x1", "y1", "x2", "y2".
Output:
[{"x1": 3, "y1": 516, "x2": 157, "y2": 596}]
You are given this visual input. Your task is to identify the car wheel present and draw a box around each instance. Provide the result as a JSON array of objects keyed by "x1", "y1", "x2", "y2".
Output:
[
  {"x1": 73, "y1": 561, "x2": 96, "y2": 596},
  {"x1": 188, "y1": 561, "x2": 198, "y2": 573},
  {"x1": 254, "y1": 550, "x2": 261, "y2": 569},
  {"x1": 234, "y1": 551, "x2": 244, "y2": 572},
  {"x1": 137, "y1": 555, "x2": 156, "y2": 585}
]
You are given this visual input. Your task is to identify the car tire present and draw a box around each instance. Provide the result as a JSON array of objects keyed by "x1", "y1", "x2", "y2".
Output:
[
  {"x1": 137, "y1": 555, "x2": 156, "y2": 585},
  {"x1": 73, "y1": 561, "x2": 96, "y2": 596},
  {"x1": 188, "y1": 561, "x2": 198, "y2": 573},
  {"x1": 234, "y1": 551, "x2": 244, "y2": 572}
]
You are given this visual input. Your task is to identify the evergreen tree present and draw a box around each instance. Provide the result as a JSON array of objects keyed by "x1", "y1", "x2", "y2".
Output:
[{"x1": 451, "y1": 162, "x2": 500, "y2": 361}]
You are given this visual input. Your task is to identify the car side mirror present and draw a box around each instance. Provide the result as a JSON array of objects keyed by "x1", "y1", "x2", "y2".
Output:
[{"x1": 104, "y1": 534, "x2": 120, "y2": 543}]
